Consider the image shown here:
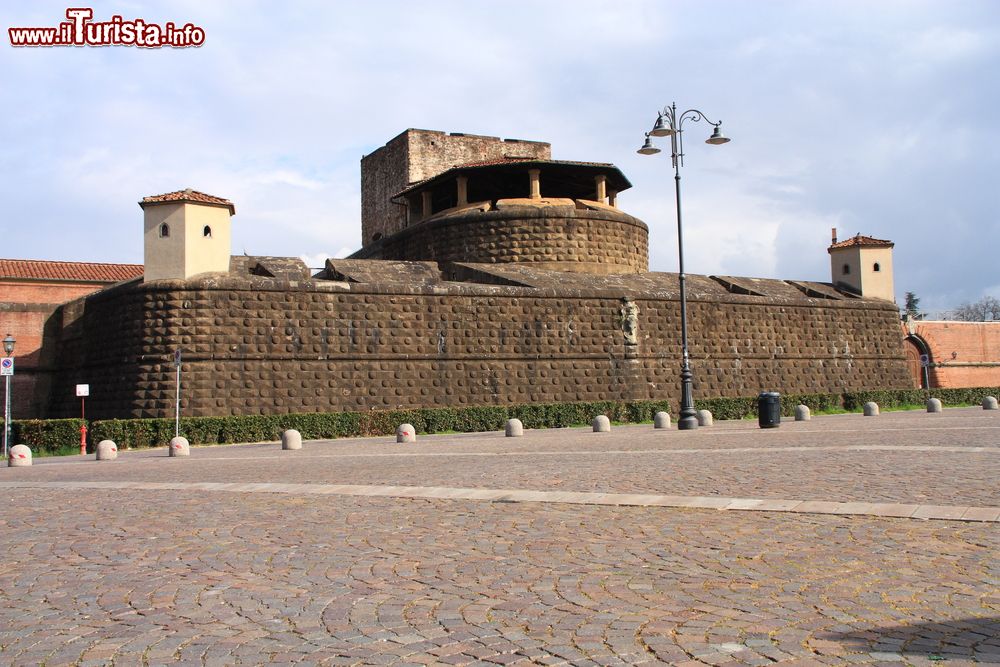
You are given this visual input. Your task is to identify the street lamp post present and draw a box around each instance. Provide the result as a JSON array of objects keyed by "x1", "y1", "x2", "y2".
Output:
[
  {"x1": 3, "y1": 334, "x2": 15, "y2": 458},
  {"x1": 638, "y1": 103, "x2": 730, "y2": 430}
]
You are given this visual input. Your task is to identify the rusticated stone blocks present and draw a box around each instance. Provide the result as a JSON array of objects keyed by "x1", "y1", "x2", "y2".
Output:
[
  {"x1": 47, "y1": 264, "x2": 915, "y2": 421},
  {"x1": 364, "y1": 207, "x2": 649, "y2": 274}
]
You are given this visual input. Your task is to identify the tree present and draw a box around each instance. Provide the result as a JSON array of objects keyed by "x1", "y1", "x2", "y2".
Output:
[
  {"x1": 949, "y1": 295, "x2": 1000, "y2": 322},
  {"x1": 902, "y1": 292, "x2": 924, "y2": 320}
]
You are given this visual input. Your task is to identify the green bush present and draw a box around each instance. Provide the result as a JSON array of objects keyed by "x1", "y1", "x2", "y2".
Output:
[
  {"x1": 11, "y1": 419, "x2": 86, "y2": 455},
  {"x1": 842, "y1": 387, "x2": 1000, "y2": 410},
  {"x1": 19, "y1": 385, "x2": 997, "y2": 453}
]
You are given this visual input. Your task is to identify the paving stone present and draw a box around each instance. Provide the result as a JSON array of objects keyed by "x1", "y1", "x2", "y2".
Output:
[{"x1": 0, "y1": 409, "x2": 996, "y2": 664}]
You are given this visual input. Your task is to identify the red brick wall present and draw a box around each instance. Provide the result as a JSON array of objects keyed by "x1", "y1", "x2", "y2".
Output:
[
  {"x1": 3, "y1": 280, "x2": 112, "y2": 305},
  {"x1": 0, "y1": 306, "x2": 59, "y2": 418},
  {"x1": 1, "y1": 279, "x2": 115, "y2": 418},
  {"x1": 904, "y1": 320, "x2": 1000, "y2": 388}
]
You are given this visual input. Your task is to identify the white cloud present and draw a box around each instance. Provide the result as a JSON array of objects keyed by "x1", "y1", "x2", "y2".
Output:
[{"x1": 1, "y1": 0, "x2": 998, "y2": 312}]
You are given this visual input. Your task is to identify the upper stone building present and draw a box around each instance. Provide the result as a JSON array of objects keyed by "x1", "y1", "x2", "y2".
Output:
[
  {"x1": 361, "y1": 129, "x2": 552, "y2": 245},
  {"x1": 358, "y1": 131, "x2": 644, "y2": 274}
]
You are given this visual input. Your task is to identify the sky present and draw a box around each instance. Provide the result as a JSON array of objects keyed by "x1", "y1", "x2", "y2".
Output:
[{"x1": 2, "y1": 0, "x2": 998, "y2": 316}]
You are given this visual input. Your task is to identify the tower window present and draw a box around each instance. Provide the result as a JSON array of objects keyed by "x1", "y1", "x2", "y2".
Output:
[
  {"x1": 203, "y1": 225, "x2": 212, "y2": 238},
  {"x1": 159, "y1": 223, "x2": 169, "y2": 238},
  {"x1": 873, "y1": 262, "x2": 881, "y2": 272},
  {"x1": 842, "y1": 264, "x2": 850, "y2": 275}
]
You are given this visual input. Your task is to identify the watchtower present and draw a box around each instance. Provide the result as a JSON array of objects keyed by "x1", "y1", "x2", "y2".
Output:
[
  {"x1": 828, "y1": 228, "x2": 895, "y2": 302},
  {"x1": 140, "y1": 189, "x2": 235, "y2": 282}
]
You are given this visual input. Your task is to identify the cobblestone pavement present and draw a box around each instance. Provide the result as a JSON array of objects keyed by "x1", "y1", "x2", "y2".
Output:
[
  {"x1": 13, "y1": 409, "x2": 1000, "y2": 506},
  {"x1": 0, "y1": 409, "x2": 997, "y2": 665}
]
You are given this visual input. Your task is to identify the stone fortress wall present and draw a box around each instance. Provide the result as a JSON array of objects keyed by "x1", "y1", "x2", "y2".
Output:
[
  {"x1": 352, "y1": 200, "x2": 649, "y2": 275},
  {"x1": 49, "y1": 260, "x2": 912, "y2": 420}
]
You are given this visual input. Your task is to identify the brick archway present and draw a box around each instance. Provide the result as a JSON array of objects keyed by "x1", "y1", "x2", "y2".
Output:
[{"x1": 903, "y1": 335, "x2": 931, "y2": 388}]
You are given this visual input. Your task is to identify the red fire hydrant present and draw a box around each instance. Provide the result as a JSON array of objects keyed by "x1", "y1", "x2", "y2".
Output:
[{"x1": 79, "y1": 424, "x2": 88, "y2": 456}]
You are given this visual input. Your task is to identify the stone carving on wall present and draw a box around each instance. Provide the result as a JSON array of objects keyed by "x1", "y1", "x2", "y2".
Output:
[{"x1": 621, "y1": 298, "x2": 639, "y2": 346}]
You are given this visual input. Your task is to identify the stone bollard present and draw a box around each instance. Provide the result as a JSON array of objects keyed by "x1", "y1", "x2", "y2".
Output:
[
  {"x1": 281, "y1": 429, "x2": 302, "y2": 450},
  {"x1": 863, "y1": 402, "x2": 879, "y2": 416},
  {"x1": 592, "y1": 415, "x2": 611, "y2": 432},
  {"x1": 794, "y1": 405, "x2": 811, "y2": 421},
  {"x1": 696, "y1": 410, "x2": 713, "y2": 427},
  {"x1": 505, "y1": 418, "x2": 523, "y2": 437},
  {"x1": 8, "y1": 444, "x2": 32, "y2": 467},
  {"x1": 396, "y1": 423, "x2": 416, "y2": 443},
  {"x1": 653, "y1": 411, "x2": 671, "y2": 429},
  {"x1": 169, "y1": 436, "x2": 190, "y2": 457},
  {"x1": 927, "y1": 398, "x2": 943, "y2": 413},
  {"x1": 96, "y1": 440, "x2": 118, "y2": 461},
  {"x1": 983, "y1": 396, "x2": 998, "y2": 410}
]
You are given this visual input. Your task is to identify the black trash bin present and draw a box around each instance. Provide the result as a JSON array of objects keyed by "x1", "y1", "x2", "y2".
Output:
[{"x1": 758, "y1": 391, "x2": 781, "y2": 428}]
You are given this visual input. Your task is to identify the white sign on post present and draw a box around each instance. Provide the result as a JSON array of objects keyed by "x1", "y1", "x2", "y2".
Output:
[
  {"x1": 0, "y1": 358, "x2": 13, "y2": 376},
  {"x1": 76, "y1": 384, "x2": 90, "y2": 397}
]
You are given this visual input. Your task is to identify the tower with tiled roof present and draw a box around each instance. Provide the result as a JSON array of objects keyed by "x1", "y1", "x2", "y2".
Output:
[
  {"x1": 140, "y1": 188, "x2": 235, "y2": 281},
  {"x1": 828, "y1": 228, "x2": 895, "y2": 302}
]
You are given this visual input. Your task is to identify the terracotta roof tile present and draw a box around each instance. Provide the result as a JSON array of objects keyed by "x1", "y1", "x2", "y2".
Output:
[
  {"x1": 140, "y1": 188, "x2": 235, "y2": 214},
  {"x1": 828, "y1": 234, "x2": 894, "y2": 250},
  {"x1": 0, "y1": 259, "x2": 143, "y2": 283},
  {"x1": 454, "y1": 158, "x2": 615, "y2": 170}
]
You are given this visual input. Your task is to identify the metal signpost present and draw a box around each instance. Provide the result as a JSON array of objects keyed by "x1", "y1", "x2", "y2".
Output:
[
  {"x1": 174, "y1": 349, "x2": 182, "y2": 437},
  {"x1": 76, "y1": 384, "x2": 90, "y2": 455},
  {"x1": 1, "y1": 355, "x2": 13, "y2": 459}
]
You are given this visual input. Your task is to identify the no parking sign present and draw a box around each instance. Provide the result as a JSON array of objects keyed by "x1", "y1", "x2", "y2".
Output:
[{"x1": 0, "y1": 357, "x2": 12, "y2": 376}]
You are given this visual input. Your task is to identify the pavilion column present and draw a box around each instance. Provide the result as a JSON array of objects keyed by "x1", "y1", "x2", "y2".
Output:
[
  {"x1": 421, "y1": 191, "x2": 433, "y2": 219},
  {"x1": 595, "y1": 175, "x2": 607, "y2": 203},
  {"x1": 608, "y1": 189, "x2": 617, "y2": 208},
  {"x1": 528, "y1": 169, "x2": 541, "y2": 199},
  {"x1": 457, "y1": 176, "x2": 468, "y2": 206}
]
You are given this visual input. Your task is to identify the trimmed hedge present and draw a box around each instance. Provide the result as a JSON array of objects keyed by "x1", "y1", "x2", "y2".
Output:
[
  {"x1": 88, "y1": 400, "x2": 673, "y2": 449},
  {"x1": 694, "y1": 392, "x2": 848, "y2": 421},
  {"x1": 11, "y1": 386, "x2": 1000, "y2": 452},
  {"x1": 11, "y1": 419, "x2": 86, "y2": 455},
  {"x1": 842, "y1": 387, "x2": 1000, "y2": 411}
]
